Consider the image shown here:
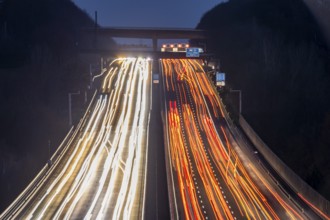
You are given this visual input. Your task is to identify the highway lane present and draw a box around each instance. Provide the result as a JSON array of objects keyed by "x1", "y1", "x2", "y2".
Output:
[
  {"x1": 2, "y1": 56, "x2": 324, "y2": 220},
  {"x1": 161, "y1": 58, "x2": 309, "y2": 220},
  {"x1": 5, "y1": 57, "x2": 152, "y2": 220}
]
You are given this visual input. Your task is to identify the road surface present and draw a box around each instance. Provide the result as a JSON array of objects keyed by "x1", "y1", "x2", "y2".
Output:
[
  {"x1": 161, "y1": 58, "x2": 312, "y2": 220},
  {"x1": 5, "y1": 57, "x2": 152, "y2": 220}
]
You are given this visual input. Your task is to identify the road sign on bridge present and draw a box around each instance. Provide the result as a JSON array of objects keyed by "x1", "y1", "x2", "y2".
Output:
[{"x1": 186, "y1": 48, "x2": 200, "y2": 57}]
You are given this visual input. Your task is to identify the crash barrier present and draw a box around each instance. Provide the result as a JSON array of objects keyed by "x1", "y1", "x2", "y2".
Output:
[{"x1": 239, "y1": 115, "x2": 330, "y2": 216}]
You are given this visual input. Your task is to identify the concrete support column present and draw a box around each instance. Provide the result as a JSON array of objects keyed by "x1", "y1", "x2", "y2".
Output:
[{"x1": 152, "y1": 37, "x2": 158, "y2": 52}]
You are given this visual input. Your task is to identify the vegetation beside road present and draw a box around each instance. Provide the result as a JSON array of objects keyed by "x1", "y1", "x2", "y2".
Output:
[
  {"x1": 198, "y1": 0, "x2": 330, "y2": 200},
  {"x1": 0, "y1": 0, "x2": 103, "y2": 211}
]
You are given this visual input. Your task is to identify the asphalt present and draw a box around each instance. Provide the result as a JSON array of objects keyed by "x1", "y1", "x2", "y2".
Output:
[{"x1": 144, "y1": 79, "x2": 170, "y2": 219}]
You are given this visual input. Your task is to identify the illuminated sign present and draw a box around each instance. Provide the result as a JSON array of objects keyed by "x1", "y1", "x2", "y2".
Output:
[
  {"x1": 216, "y1": 72, "x2": 225, "y2": 86},
  {"x1": 186, "y1": 48, "x2": 200, "y2": 57},
  {"x1": 153, "y1": 73, "x2": 159, "y2": 84}
]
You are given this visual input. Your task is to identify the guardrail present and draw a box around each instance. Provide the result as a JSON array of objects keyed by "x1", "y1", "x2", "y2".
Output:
[
  {"x1": 239, "y1": 115, "x2": 330, "y2": 217},
  {"x1": 0, "y1": 127, "x2": 74, "y2": 219},
  {"x1": 202, "y1": 68, "x2": 328, "y2": 218},
  {"x1": 0, "y1": 89, "x2": 98, "y2": 219}
]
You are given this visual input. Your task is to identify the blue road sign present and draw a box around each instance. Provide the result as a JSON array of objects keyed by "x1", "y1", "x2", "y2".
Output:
[
  {"x1": 216, "y1": 72, "x2": 226, "y2": 86},
  {"x1": 186, "y1": 48, "x2": 200, "y2": 57},
  {"x1": 216, "y1": 72, "x2": 225, "y2": 81}
]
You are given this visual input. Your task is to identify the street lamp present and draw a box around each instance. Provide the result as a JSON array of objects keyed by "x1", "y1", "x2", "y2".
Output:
[
  {"x1": 89, "y1": 64, "x2": 93, "y2": 89},
  {"x1": 230, "y1": 89, "x2": 242, "y2": 115},
  {"x1": 47, "y1": 139, "x2": 52, "y2": 167},
  {"x1": 68, "y1": 91, "x2": 80, "y2": 126}
]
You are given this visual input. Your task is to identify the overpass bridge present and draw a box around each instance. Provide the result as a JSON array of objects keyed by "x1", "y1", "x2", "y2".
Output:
[
  {"x1": 80, "y1": 27, "x2": 208, "y2": 52},
  {"x1": 78, "y1": 48, "x2": 214, "y2": 60}
]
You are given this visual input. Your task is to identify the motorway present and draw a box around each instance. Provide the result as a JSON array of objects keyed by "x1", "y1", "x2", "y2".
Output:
[
  {"x1": 1, "y1": 56, "x2": 327, "y2": 220},
  {"x1": 161, "y1": 58, "x2": 311, "y2": 220},
  {"x1": 2, "y1": 57, "x2": 152, "y2": 219}
]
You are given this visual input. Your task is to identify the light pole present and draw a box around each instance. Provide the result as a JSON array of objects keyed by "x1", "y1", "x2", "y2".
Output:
[
  {"x1": 89, "y1": 64, "x2": 93, "y2": 89},
  {"x1": 47, "y1": 139, "x2": 52, "y2": 167},
  {"x1": 230, "y1": 89, "x2": 242, "y2": 114},
  {"x1": 84, "y1": 90, "x2": 88, "y2": 104},
  {"x1": 68, "y1": 91, "x2": 80, "y2": 126},
  {"x1": 101, "y1": 57, "x2": 104, "y2": 71},
  {"x1": 48, "y1": 140, "x2": 51, "y2": 159}
]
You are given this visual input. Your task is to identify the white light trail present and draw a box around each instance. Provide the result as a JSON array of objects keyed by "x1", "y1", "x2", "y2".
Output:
[{"x1": 23, "y1": 57, "x2": 151, "y2": 220}]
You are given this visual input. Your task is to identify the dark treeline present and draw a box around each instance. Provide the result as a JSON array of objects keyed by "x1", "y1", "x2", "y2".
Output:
[
  {"x1": 0, "y1": 0, "x2": 99, "y2": 211},
  {"x1": 198, "y1": 0, "x2": 330, "y2": 200}
]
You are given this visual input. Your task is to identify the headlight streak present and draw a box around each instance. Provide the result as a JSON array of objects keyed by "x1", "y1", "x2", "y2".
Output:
[
  {"x1": 111, "y1": 58, "x2": 141, "y2": 219},
  {"x1": 102, "y1": 67, "x2": 113, "y2": 90},
  {"x1": 26, "y1": 96, "x2": 104, "y2": 220},
  {"x1": 23, "y1": 57, "x2": 151, "y2": 219},
  {"x1": 60, "y1": 101, "x2": 112, "y2": 219},
  {"x1": 93, "y1": 58, "x2": 124, "y2": 81},
  {"x1": 37, "y1": 96, "x2": 108, "y2": 220},
  {"x1": 124, "y1": 58, "x2": 150, "y2": 218}
]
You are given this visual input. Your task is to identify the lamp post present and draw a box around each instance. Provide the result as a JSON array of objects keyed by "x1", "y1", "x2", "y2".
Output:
[
  {"x1": 48, "y1": 140, "x2": 51, "y2": 159},
  {"x1": 68, "y1": 91, "x2": 80, "y2": 126},
  {"x1": 89, "y1": 64, "x2": 93, "y2": 89},
  {"x1": 230, "y1": 89, "x2": 242, "y2": 114},
  {"x1": 47, "y1": 139, "x2": 52, "y2": 167}
]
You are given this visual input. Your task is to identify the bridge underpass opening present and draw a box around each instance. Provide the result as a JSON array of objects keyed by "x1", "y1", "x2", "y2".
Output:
[{"x1": 113, "y1": 37, "x2": 192, "y2": 52}]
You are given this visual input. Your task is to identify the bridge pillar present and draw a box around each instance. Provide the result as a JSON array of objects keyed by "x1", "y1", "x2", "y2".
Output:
[{"x1": 152, "y1": 38, "x2": 158, "y2": 52}]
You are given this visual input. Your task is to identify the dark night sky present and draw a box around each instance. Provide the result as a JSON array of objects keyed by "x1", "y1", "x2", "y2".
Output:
[{"x1": 72, "y1": 0, "x2": 227, "y2": 28}]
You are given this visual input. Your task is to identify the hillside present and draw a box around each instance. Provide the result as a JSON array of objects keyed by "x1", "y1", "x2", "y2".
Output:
[
  {"x1": 0, "y1": 0, "x2": 102, "y2": 211},
  {"x1": 302, "y1": 0, "x2": 330, "y2": 47},
  {"x1": 197, "y1": 0, "x2": 330, "y2": 200},
  {"x1": 0, "y1": 0, "x2": 96, "y2": 67}
]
